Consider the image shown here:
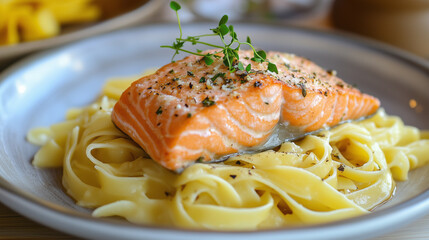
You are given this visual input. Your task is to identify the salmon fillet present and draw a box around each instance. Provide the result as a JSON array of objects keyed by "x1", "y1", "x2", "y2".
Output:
[{"x1": 112, "y1": 50, "x2": 379, "y2": 171}]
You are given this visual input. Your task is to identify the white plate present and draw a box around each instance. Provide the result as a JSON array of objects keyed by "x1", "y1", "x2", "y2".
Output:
[{"x1": 0, "y1": 23, "x2": 428, "y2": 240}]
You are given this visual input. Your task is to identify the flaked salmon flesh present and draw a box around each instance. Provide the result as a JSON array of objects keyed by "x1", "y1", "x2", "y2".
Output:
[{"x1": 112, "y1": 50, "x2": 380, "y2": 171}]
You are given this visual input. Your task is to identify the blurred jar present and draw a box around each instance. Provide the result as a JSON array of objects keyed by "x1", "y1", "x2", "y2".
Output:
[{"x1": 332, "y1": 0, "x2": 429, "y2": 58}]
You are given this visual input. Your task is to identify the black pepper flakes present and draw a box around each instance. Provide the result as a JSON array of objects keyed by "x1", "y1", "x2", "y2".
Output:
[
  {"x1": 229, "y1": 174, "x2": 237, "y2": 179},
  {"x1": 173, "y1": 77, "x2": 180, "y2": 82},
  {"x1": 235, "y1": 70, "x2": 247, "y2": 76},
  {"x1": 187, "y1": 71, "x2": 194, "y2": 77},
  {"x1": 169, "y1": 69, "x2": 174, "y2": 74},
  {"x1": 299, "y1": 83, "x2": 307, "y2": 97},
  {"x1": 336, "y1": 82, "x2": 344, "y2": 88},
  {"x1": 254, "y1": 81, "x2": 262, "y2": 88},
  {"x1": 189, "y1": 82, "x2": 193, "y2": 89},
  {"x1": 327, "y1": 69, "x2": 337, "y2": 76},
  {"x1": 156, "y1": 106, "x2": 163, "y2": 115},
  {"x1": 338, "y1": 164, "x2": 345, "y2": 172}
]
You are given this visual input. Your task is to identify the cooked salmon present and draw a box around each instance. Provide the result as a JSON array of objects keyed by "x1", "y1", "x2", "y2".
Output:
[{"x1": 111, "y1": 50, "x2": 379, "y2": 171}]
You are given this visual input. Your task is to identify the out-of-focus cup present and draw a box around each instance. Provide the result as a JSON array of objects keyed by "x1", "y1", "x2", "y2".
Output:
[{"x1": 331, "y1": 0, "x2": 429, "y2": 58}]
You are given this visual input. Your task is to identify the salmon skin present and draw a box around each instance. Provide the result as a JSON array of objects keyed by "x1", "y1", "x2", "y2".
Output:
[{"x1": 112, "y1": 50, "x2": 380, "y2": 171}]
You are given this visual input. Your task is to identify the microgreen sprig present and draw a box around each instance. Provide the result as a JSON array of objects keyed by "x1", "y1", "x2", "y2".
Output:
[{"x1": 161, "y1": 1, "x2": 278, "y2": 74}]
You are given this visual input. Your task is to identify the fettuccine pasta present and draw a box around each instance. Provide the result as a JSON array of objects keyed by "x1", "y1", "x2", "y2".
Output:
[{"x1": 27, "y1": 76, "x2": 429, "y2": 230}]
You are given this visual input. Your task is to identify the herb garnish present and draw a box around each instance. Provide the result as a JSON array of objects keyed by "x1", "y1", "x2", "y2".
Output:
[
  {"x1": 161, "y1": 1, "x2": 278, "y2": 74},
  {"x1": 211, "y1": 72, "x2": 225, "y2": 82},
  {"x1": 196, "y1": 156, "x2": 204, "y2": 163},
  {"x1": 202, "y1": 97, "x2": 215, "y2": 107}
]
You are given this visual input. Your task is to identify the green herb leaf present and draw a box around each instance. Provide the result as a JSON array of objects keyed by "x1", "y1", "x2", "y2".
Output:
[
  {"x1": 246, "y1": 64, "x2": 251, "y2": 72},
  {"x1": 246, "y1": 36, "x2": 251, "y2": 44},
  {"x1": 170, "y1": 1, "x2": 181, "y2": 11},
  {"x1": 268, "y1": 62, "x2": 278, "y2": 74},
  {"x1": 203, "y1": 55, "x2": 213, "y2": 65},
  {"x1": 237, "y1": 62, "x2": 244, "y2": 71},
  {"x1": 219, "y1": 15, "x2": 228, "y2": 26},
  {"x1": 251, "y1": 57, "x2": 263, "y2": 63},
  {"x1": 230, "y1": 32, "x2": 237, "y2": 41},
  {"x1": 219, "y1": 24, "x2": 229, "y2": 36},
  {"x1": 229, "y1": 25, "x2": 237, "y2": 40},
  {"x1": 256, "y1": 50, "x2": 266, "y2": 60},
  {"x1": 187, "y1": 36, "x2": 199, "y2": 45}
]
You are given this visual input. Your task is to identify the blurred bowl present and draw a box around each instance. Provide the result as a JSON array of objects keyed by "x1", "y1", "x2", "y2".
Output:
[{"x1": 0, "y1": 0, "x2": 164, "y2": 64}]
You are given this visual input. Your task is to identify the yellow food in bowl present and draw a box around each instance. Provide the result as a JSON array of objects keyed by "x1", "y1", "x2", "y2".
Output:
[{"x1": 0, "y1": 0, "x2": 100, "y2": 45}]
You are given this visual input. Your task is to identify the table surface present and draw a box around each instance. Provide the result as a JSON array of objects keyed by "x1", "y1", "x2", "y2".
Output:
[{"x1": 1, "y1": 201, "x2": 429, "y2": 240}]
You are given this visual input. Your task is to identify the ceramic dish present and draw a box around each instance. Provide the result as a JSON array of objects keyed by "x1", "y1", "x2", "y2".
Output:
[
  {"x1": 0, "y1": 23, "x2": 428, "y2": 240},
  {"x1": 0, "y1": 0, "x2": 163, "y2": 63}
]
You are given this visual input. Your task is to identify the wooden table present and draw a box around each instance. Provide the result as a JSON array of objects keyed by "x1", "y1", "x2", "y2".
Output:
[
  {"x1": 1, "y1": 201, "x2": 429, "y2": 240},
  {"x1": 0, "y1": 202, "x2": 78, "y2": 239}
]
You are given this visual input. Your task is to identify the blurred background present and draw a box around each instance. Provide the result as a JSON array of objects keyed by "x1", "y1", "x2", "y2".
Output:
[{"x1": 1, "y1": 0, "x2": 428, "y2": 70}]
